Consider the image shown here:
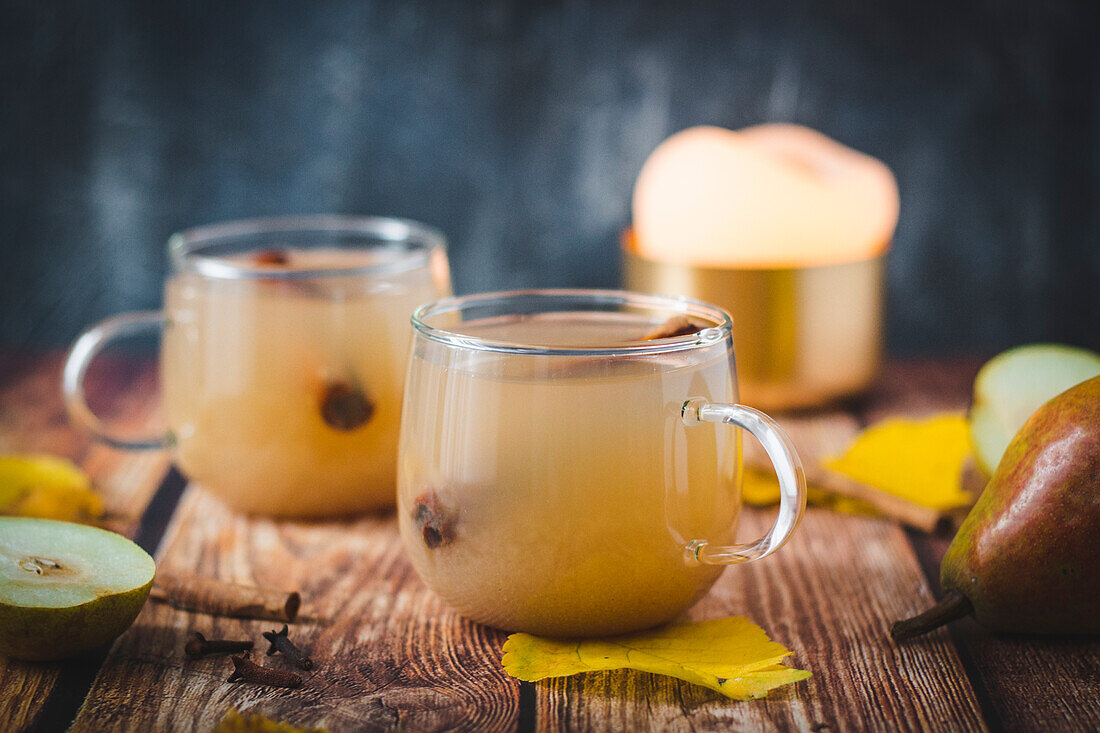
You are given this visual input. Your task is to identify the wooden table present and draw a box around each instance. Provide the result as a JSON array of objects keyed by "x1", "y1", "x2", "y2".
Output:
[{"x1": 1, "y1": 354, "x2": 1097, "y2": 732}]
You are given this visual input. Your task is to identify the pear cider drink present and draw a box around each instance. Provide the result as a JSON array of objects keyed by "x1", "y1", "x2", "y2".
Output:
[
  {"x1": 163, "y1": 246, "x2": 449, "y2": 517},
  {"x1": 398, "y1": 308, "x2": 744, "y2": 637}
]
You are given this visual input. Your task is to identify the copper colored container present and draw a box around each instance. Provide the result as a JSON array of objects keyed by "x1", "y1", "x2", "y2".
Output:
[{"x1": 623, "y1": 231, "x2": 884, "y2": 410}]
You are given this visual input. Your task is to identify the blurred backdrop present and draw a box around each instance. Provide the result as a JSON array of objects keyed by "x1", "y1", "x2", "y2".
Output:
[{"x1": 1, "y1": 0, "x2": 1097, "y2": 354}]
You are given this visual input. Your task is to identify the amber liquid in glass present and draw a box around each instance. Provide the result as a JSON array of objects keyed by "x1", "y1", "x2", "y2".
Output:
[
  {"x1": 163, "y1": 248, "x2": 447, "y2": 517},
  {"x1": 398, "y1": 312, "x2": 741, "y2": 636}
]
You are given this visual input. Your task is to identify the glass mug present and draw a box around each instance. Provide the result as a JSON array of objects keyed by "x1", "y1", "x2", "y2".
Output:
[
  {"x1": 63, "y1": 215, "x2": 451, "y2": 518},
  {"x1": 398, "y1": 290, "x2": 806, "y2": 637}
]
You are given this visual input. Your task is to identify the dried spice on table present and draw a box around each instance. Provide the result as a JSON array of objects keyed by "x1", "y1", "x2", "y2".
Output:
[
  {"x1": 263, "y1": 625, "x2": 314, "y2": 670},
  {"x1": 150, "y1": 573, "x2": 301, "y2": 623},
  {"x1": 185, "y1": 632, "x2": 254, "y2": 659},
  {"x1": 226, "y1": 655, "x2": 303, "y2": 689}
]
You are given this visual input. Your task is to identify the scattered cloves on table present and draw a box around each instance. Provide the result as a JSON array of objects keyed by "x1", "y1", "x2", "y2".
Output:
[
  {"x1": 227, "y1": 655, "x2": 303, "y2": 689},
  {"x1": 413, "y1": 490, "x2": 455, "y2": 549},
  {"x1": 263, "y1": 624, "x2": 314, "y2": 670},
  {"x1": 185, "y1": 631, "x2": 254, "y2": 659},
  {"x1": 318, "y1": 379, "x2": 374, "y2": 431},
  {"x1": 639, "y1": 315, "x2": 709, "y2": 340}
]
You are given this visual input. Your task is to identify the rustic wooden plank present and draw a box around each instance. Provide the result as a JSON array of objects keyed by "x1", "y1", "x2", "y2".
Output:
[
  {"x1": 535, "y1": 401, "x2": 984, "y2": 729},
  {"x1": 0, "y1": 353, "x2": 169, "y2": 536},
  {"x1": 11, "y1": 356, "x2": 1096, "y2": 731},
  {"x1": 536, "y1": 506, "x2": 987, "y2": 732},
  {"x1": 869, "y1": 359, "x2": 1100, "y2": 733},
  {"x1": 0, "y1": 353, "x2": 171, "y2": 733},
  {"x1": 859, "y1": 358, "x2": 983, "y2": 423},
  {"x1": 535, "y1": 382, "x2": 986, "y2": 730},
  {"x1": 73, "y1": 487, "x2": 521, "y2": 732}
]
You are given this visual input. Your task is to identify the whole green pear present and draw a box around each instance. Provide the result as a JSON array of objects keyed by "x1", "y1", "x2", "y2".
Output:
[{"x1": 893, "y1": 375, "x2": 1100, "y2": 640}]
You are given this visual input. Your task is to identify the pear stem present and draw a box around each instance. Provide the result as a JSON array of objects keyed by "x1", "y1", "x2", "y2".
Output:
[{"x1": 891, "y1": 589, "x2": 974, "y2": 642}]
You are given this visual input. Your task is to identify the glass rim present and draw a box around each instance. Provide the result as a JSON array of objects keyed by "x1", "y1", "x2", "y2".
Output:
[
  {"x1": 411, "y1": 288, "x2": 734, "y2": 356},
  {"x1": 167, "y1": 214, "x2": 447, "y2": 280}
]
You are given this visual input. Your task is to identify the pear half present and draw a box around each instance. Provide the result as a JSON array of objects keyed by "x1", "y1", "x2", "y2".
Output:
[
  {"x1": 969, "y1": 344, "x2": 1100, "y2": 476},
  {"x1": 0, "y1": 518, "x2": 155, "y2": 661}
]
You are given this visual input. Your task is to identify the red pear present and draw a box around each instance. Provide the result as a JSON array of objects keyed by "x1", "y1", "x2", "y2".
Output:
[{"x1": 893, "y1": 375, "x2": 1100, "y2": 639}]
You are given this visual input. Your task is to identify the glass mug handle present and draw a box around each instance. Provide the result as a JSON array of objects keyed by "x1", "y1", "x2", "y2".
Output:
[
  {"x1": 62, "y1": 311, "x2": 168, "y2": 450},
  {"x1": 681, "y1": 398, "x2": 807, "y2": 564}
]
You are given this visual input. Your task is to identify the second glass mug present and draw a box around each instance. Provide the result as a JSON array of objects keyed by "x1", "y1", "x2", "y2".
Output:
[
  {"x1": 398, "y1": 289, "x2": 806, "y2": 637},
  {"x1": 63, "y1": 215, "x2": 451, "y2": 518}
]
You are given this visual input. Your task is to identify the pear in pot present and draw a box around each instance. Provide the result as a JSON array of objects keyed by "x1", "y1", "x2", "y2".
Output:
[{"x1": 892, "y1": 375, "x2": 1100, "y2": 640}]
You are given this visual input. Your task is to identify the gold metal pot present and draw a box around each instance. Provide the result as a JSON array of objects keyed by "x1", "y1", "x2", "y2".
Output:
[{"x1": 623, "y1": 231, "x2": 885, "y2": 410}]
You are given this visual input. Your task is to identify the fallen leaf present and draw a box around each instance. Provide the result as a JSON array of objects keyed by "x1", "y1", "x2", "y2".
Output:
[
  {"x1": 740, "y1": 464, "x2": 782, "y2": 506},
  {"x1": 742, "y1": 465, "x2": 877, "y2": 516},
  {"x1": 502, "y1": 616, "x2": 810, "y2": 700},
  {"x1": 216, "y1": 709, "x2": 330, "y2": 733},
  {"x1": 824, "y1": 414, "x2": 973, "y2": 511},
  {"x1": 0, "y1": 454, "x2": 103, "y2": 522}
]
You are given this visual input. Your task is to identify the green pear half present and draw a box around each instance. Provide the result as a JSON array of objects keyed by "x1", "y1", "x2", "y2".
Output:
[
  {"x1": 969, "y1": 344, "x2": 1100, "y2": 476},
  {"x1": 0, "y1": 517, "x2": 155, "y2": 661}
]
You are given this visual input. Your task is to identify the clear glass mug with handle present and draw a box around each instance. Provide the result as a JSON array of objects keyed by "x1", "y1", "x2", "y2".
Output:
[
  {"x1": 398, "y1": 289, "x2": 806, "y2": 637},
  {"x1": 63, "y1": 215, "x2": 451, "y2": 518}
]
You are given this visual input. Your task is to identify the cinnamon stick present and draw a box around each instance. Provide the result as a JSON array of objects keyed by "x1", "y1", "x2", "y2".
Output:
[{"x1": 150, "y1": 573, "x2": 301, "y2": 623}]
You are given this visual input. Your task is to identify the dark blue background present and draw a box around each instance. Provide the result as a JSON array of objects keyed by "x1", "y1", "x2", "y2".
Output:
[{"x1": 2, "y1": 1, "x2": 1098, "y2": 354}]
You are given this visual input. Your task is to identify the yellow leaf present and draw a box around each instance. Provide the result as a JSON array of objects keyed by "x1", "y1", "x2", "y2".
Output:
[
  {"x1": 742, "y1": 466, "x2": 877, "y2": 516},
  {"x1": 0, "y1": 454, "x2": 103, "y2": 522},
  {"x1": 741, "y1": 465, "x2": 784, "y2": 506},
  {"x1": 216, "y1": 709, "x2": 330, "y2": 733},
  {"x1": 824, "y1": 414, "x2": 973, "y2": 511},
  {"x1": 501, "y1": 616, "x2": 810, "y2": 700}
]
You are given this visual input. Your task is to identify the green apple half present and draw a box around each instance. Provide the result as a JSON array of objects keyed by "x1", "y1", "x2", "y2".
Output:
[
  {"x1": 969, "y1": 344, "x2": 1100, "y2": 476},
  {"x1": 0, "y1": 517, "x2": 155, "y2": 661}
]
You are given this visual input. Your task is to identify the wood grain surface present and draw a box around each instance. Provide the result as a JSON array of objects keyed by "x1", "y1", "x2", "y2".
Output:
[
  {"x1": 864, "y1": 358, "x2": 1100, "y2": 733},
  {"x1": 0, "y1": 354, "x2": 169, "y2": 732},
  {"x1": 73, "y1": 489, "x2": 520, "y2": 732},
  {"x1": 540, "y1": 507, "x2": 988, "y2": 732},
  {"x1": 2, "y1": 354, "x2": 1099, "y2": 732},
  {"x1": 539, "y1": 408, "x2": 987, "y2": 733}
]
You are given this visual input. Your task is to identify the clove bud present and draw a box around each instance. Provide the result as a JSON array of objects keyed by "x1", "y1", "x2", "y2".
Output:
[
  {"x1": 227, "y1": 655, "x2": 303, "y2": 689},
  {"x1": 263, "y1": 624, "x2": 314, "y2": 670}
]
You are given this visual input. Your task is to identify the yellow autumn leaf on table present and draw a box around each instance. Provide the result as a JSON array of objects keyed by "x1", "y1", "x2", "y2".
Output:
[
  {"x1": 741, "y1": 465, "x2": 784, "y2": 506},
  {"x1": 502, "y1": 616, "x2": 810, "y2": 700},
  {"x1": 216, "y1": 709, "x2": 330, "y2": 733},
  {"x1": 0, "y1": 454, "x2": 103, "y2": 522},
  {"x1": 742, "y1": 465, "x2": 876, "y2": 516},
  {"x1": 824, "y1": 414, "x2": 972, "y2": 511}
]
